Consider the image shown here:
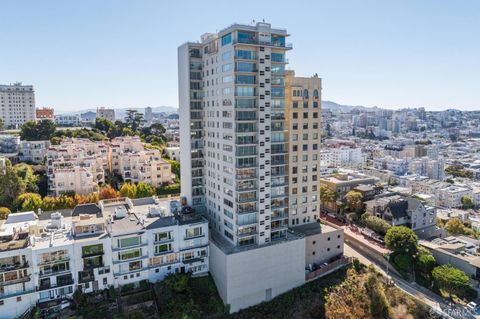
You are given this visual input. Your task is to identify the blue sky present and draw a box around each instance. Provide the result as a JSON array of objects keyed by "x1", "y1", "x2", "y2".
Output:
[{"x1": 1, "y1": 0, "x2": 479, "y2": 111}]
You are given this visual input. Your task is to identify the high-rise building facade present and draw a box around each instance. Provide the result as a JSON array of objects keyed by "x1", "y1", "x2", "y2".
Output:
[
  {"x1": 0, "y1": 83, "x2": 36, "y2": 128},
  {"x1": 179, "y1": 22, "x2": 291, "y2": 247},
  {"x1": 285, "y1": 71, "x2": 322, "y2": 226}
]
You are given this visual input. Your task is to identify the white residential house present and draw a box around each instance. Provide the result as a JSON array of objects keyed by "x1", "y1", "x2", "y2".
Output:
[{"x1": 438, "y1": 185, "x2": 472, "y2": 208}]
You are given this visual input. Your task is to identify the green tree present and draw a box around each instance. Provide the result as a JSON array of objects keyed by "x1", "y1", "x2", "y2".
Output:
[
  {"x1": 432, "y1": 265, "x2": 470, "y2": 298},
  {"x1": 345, "y1": 190, "x2": 363, "y2": 211},
  {"x1": 461, "y1": 196, "x2": 475, "y2": 209},
  {"x1": 108, "y1": 120, "x2": 125, "y2": 138},
  {"x1": 13, "y1": 163, "x2": 39, "y2": 193},
  {"x1": 320, "y1": 184, "x2": 337, "y2": 211},
  {"x1": 16, "y1": 193, "x2": 42, "y2": 211},
  {"x1": 20, "y1": 119, "x2": 56, "y2": 141},
  {"x1": 385, "y1": 226, "x2": 418, "y2": 255},
  {"x1": 136, "y1": 182, "x2": 156, "y2": 198},
  {"x1": 166, "y1": 159, "x2": 180, "y2": 181},
  {"x1": 444, "y1": 218, "x2": 465, "y2": 235},
  {"x1": 0, "y1": 207, "x2": 11, "y2": 219},
  {"x1": 416, "y1": 253, "x2": 436, "y2": 276},
  {"x1": 125, "y1": 109, "x2": 145, "y2": 132},
  {"x1": 0, "y1": 160, "x2": 23, "y2": 209},
  {"x1": 361, "y1": 213, "x2": 391, "y2": 235},
  {"x1": 119, "y1": 183, "x2": 137, "y2": 198},
  {"x1": 94, "y1": 117, "x2": 114, "y2": 133}
]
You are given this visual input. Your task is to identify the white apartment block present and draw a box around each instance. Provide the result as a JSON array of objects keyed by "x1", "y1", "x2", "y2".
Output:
[
  {"x1": 96, "y1": 107, "x2": 115, "y2": 122},
  {"x1": 18, "y1": 140, "x2": 50, "y2": 163},
  {"x1": 0, "y1": 197, "x2": 209, "y2": 319},
  {"x1": 408, "y1": 156, "x2": 445, "y2": 180},
  {"x1": 110, "y1": 136, "x2": 173, "y2": 187},
  {"x1": 438, "y1": 185, "x2": 472, "y2": 208},
  {"x1": 179, "y1": 22, "x2": 345, "y2": 313},
  {"x1": 0, "y1": 83, "x2": 36, "y2": 129},
  {"x1": 164, "y1": 146, "x2": 180, "y2": 162},
  {"x1": 0, "y1": 135, "x2": 20, "y2": 160},
  {"x1": 54, "y1": 114, "x2": 81, "y2": 127},
  {"x1": 320, "y1": 147, "x2": 365, "y2": 169},
  {"x1": 285, "y1": 70, "x2": 321, "y2": 226}
]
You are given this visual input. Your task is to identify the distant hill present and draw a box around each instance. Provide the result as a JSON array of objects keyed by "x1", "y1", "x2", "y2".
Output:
[
  {"x1": 322, "y1": 100, "x2": 378, "y2": 112},
  {"x1": 58, "y1": 106, "x2": 178, "y2": 120}
]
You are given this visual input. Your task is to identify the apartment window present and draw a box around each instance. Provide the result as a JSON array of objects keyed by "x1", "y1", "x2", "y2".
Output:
[
  {"x1": 118, "y1": 236, "x2": 141, "y2": 248},
  {"x1": 221, "y1": 33, "x2": 232, "y2": 46},
  {"x1": 185, "y1": 227, "x2": 203, "y2": 239},
  {"x1": 293, "y1": 112, "x2": 298, "y2": 119},
  {"x1": 155, "y1": 243, "x2": 172, "y2": 254},
  {"x1": 119, "y1": 248, "x2": 141, "y2": 261}
]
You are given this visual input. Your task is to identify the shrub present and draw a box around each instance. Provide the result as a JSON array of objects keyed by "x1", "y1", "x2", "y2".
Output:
[
  {"x1": 393, "y1": 254, "x2": 412, "y2": 273},
  {"x1": 0, "y1": 207, "x2": 11, "y2": 219}
]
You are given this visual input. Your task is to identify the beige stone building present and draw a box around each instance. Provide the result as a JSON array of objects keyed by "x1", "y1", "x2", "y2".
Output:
[
  {"x1": 110, "y1": 136, "x2": 173, "y2": 187},
  {"x1": 47, "y1": 139, "x2": 108, "y2": 195},
  {"x1": 285, "y1": 71, "x2": 322, "y2": 226}
]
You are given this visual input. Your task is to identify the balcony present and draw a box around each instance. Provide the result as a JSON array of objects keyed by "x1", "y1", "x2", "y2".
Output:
[
  {"x1": 154, "y1": 249, "x2": 174, "y2": 256},
  {"x1": 237, "y1": 229, "x2": 257, "y2": 237},
  {"x1": 0, "y1": 274, "x2": 31, "y2": 287},
  {"x1": 37, "y1": 278, "x2": 73, "y2": 291},
  {"x1": 237, "y1": 194, "x2": 257, "y2": 203},
  {"x1": 78, "y1": 270, "x2": 95, "y2": 283},
  {"x1": 113, "y1": 255, "x2": 148, "y2": 264},
  {"x1": 232, "y1": 39, "x2": 293, "y2": 50},
  {"x1": 184, "y1": 234, "x2": 205, "y2": 241},
  {"x1": 39, "y1": 268, "x2": 71, "y2": 278},
  {"x1": 0, "y1": 288, "x2": 35, "y2": 299},
  {"x1": 0, "y1": 261, "x2": 29, "y2": 272}
]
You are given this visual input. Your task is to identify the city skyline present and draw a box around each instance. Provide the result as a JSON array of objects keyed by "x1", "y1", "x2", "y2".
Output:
[{"x1": 1, "y1": 0, "x2": 479, "y2": 111}]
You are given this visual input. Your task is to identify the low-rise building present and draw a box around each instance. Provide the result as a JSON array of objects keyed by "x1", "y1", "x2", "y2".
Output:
[
  {"x1": 320, "y1": 171, "x2": 377, "y2": 213},
  {"x1": 18, "y1": 140, "x2": 50, "y2": 163},
  {"x1": 164, "y1": 147, "x2": 180, "y2": 162},
  {"x1": 54, "y1": 114, "x2": 81, "y2": 127},
  {"x1": 365, "y1": 195, "x2": 437, "y2": 238},
  {"x1": 36, "y1": 107, "x2": 54, "y2": 120},
  {"x1": 111, "y1": 137, "x2": 173, "y2": 186},
  {"x1": 438, "y1": 185, "x2": 472, "y2": 208},
  {"x1": 420, "y1": 237, "x2": 480, "y2": 284},
  {"x1": 0, "y1": 135, "x2": 20, "y2": 161},
  {"x1": 47, "y1": 138, "x2": 109, "y2": 195},
  {"x1": 0, "y1": 196, "x2": 209, "y2": 318}
]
